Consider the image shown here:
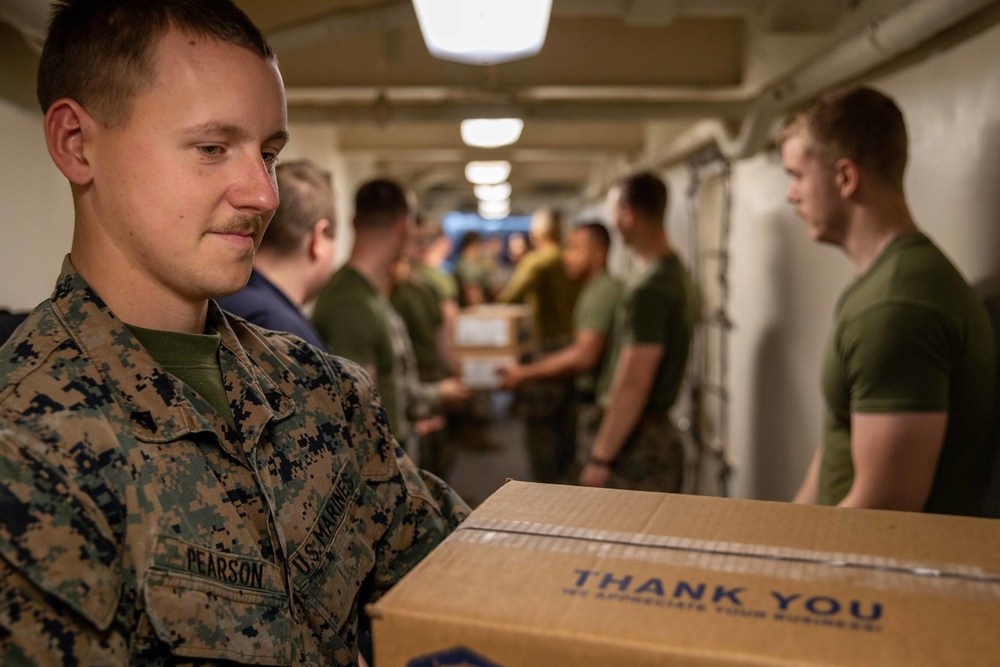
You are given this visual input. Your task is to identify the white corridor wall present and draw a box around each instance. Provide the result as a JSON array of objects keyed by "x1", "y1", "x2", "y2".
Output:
[{"x1": 725, "y1": 18, "x2": 1000, "y2": 501}]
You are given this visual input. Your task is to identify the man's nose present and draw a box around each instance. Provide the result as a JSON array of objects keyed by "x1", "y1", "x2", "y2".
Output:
[
  {"x1": 786, "y1": 184, "x2": 799, "y2": 204},
  {"x1": 232, "y1": 154, "x2": 279, "y2": 215}
]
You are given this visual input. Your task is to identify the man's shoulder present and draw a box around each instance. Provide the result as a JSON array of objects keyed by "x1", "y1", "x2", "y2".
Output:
[
  {"x1": 585, "y1": 272, "x2": 623, "y2": 300},
  {"x1": 626, "y1": 258, "x2": 688, "y2": 302},
  {"x1": 844, "y1": 235, "x2": 981, "y2": 323},
  {"x1": 236, "y1": 317, "x2": 374, "y2": 381},
  {"x1": 314, "y1": 268, "x2": 381, "y2": 314},
  {"x1": 0, "y1": 300, "x2": 86, "y2": 410},
  {"x1": 518, "y1": 247, "x2": 558, "y2": 273}
]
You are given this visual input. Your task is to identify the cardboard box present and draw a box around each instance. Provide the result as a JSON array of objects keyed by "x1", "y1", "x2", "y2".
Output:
[
  {"x1": 455, "y1": 348, "x2": 529, "y2": 390},
  {"x1": 371, "y1": 481, "x2": 1000, "y2": 666},
  {"x1": 454, "y1": 304, "x2": 534, "y2": 350}
]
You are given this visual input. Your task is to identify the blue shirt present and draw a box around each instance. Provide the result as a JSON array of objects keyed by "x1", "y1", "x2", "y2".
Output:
[{"x1": 217, "y1": 269, "x2": 330, "y2": 352}]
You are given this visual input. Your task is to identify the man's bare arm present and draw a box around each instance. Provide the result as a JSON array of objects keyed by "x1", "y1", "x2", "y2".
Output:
[
  {"x1": 793, "y1": 447, "x2": 822, "y2": 504},
  {"x1": 499, "y1": 330, "x2": 606, "y2": 389},
  {"x1": 580, "y1": 343, "x2": 663, "y2": 486},
  {"x1": 839, "y1": 412, "x2": 947, "y2": 511},
  {"x1": 461, "y1": 283, "x2": 485, "y2": 307}
]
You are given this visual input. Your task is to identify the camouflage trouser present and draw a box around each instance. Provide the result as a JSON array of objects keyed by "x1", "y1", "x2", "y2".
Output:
[
  {"x1": 452, "y1": 389, "x2": 500, "y2": 453},
  {"x1": 418, "y1": 426, "x2": 457, "y2": 483},
  {"x1": 575, "y1": 403, "x2": 684, "y2": 493},
  {"x1": 513, "y1": 378, "x2": 577, "y2": 484}
]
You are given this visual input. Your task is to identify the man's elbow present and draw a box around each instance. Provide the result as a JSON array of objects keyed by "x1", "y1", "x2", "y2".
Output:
[{"x1": 840, "y1": 485, "x2": 929, "y2": 512}]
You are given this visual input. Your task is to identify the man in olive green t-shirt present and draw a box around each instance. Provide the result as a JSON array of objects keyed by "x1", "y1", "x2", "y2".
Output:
[
  {"x1": 580, "y1": 173, "x2": 695, "y2": 492},
  {"x1": 495, "y1": 208, "x2": 583, "y2": 483},
  {"x1": 454, "y1": 231, "x2": 491, "y2": 307},
  {"x1": 313, "y1": 180, "x2": 469, "y2": 451},
  {"x1": 499, "y1": 222, "x2": 623, "y2": 483},
  {"x1": 496, "y1": 207, "x2": 581, "y2": 349},
  {"x1": 781, "y1": 87, "x2": 996, "y2": 515}
]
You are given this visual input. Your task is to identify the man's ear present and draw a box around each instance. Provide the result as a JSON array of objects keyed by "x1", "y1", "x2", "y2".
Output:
[
  {"x1": 44, "y1": 99, "x2": 96, "y2": 186},
  {"x1": 309, "y1": 218, "x2": 334, "y2": 259},
  {"x1": 619, "y1": 205, "x2": 636, "y2": 231},
  {"x1": 834, "y1": 158, "x2": 860, "y2": 199}
]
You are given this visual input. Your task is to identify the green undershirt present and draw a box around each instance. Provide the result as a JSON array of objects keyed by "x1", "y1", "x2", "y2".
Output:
[{"x1": 127, "y1": 324, "x2": 234, "y2": 428}]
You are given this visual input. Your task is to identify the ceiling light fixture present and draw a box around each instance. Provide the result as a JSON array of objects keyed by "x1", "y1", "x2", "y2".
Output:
[
  {"x1": 465, "y1": 161, "x2": 511, "y2": 185},
  {"x1": 412, "y1": 0, "x2": 553, "y2": 66},
  {"x1": 478, "y1": 200, "x2": 511, "y2": 219},
  {"x1": 474, "y1": 182, "x2": 512, "y2": 203},
  {"x1": 461, "y1": 118, "x2": 524, "y2": 148}
]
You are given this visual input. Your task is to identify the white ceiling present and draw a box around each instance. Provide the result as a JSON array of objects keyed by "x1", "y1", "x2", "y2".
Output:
[{"x1": 3, "y1": 0, "x2": 998, "y2": 217}]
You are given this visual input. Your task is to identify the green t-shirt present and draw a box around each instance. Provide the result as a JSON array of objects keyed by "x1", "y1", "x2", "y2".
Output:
[
  {"x1": 126, "y1": 324, "x2": 233, "y2": 428},
  {"x1": 496, "y1": 245, "x2": 580, "y2": 347},
  {"x1": 421, "y1": 264, "x2": 459, "y2": 302},
  {"x1": 819, "y1": 233, "x2": 996, "y2": 515},
  {"x1": 392, "y1": 278, "x2": 447, "y2": 381},
  {"x1": 595, "y1": 255, "x2": 694, "y2": 413},
  {"x1": 454, "y1": 257, "x2": 490, "y2": 307},
  {"x1": 573, "y1": 271, "x2": 623, "y2": 397},
  {"x1": 312, "y1": 265, "x2": 407, "y2": 439}
]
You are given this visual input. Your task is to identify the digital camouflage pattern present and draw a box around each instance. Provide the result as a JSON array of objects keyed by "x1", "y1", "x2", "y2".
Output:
[
  {"x1": 575, "y1": 403, "x2": 684, "y2": 493},
  {"x1": 512, "y1": 377, "x2": 577, "y2": 484},
  {"x1": 0, "y1": 258, "x2": 468, "y2": 665}
]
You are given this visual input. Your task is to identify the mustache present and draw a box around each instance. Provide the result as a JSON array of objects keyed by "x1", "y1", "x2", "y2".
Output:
[{"x1": 212, "y1": 215, "x2": 264, "y2": 237}]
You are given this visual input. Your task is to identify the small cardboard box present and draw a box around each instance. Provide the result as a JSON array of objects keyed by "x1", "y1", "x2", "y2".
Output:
[
  {"x1": 455, "y1": 348, "x2": 530, "y2": 390},
  {"x1": 454, "y1": 304, "x2": 534, "y2": 350},
  {"x1": 370, "y1": 481, "x2": 1000, "y2": 666}
]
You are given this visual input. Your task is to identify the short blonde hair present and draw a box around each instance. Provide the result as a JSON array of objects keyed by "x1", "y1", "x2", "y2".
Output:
[
  {"x1": 531, "y1": 208, "x2": 563, "y2": 244},
  {"x1": 779, "y1": 86, "x2": 908, "y2": 189},
  {"x1": 261, "y1": 160, "x2": 334, "y2": 255}
]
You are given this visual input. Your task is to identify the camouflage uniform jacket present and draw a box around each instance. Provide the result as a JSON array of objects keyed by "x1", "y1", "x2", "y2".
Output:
[{"x1": 0, "y1": 260, "x2": 468, "y2": 665}]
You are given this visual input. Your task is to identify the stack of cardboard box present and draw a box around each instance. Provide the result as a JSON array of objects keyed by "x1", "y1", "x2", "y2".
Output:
[
  {"x1": 371, "y1": 481, "x2": 1000, "y2": 666},
  {"x1": 453, "y1": 304, "x2": 534, "y2": 389}
]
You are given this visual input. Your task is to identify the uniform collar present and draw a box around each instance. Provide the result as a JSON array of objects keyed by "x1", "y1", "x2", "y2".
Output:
[{"x1": 50, "y1": 257, "x2": 294, "y2": 449}]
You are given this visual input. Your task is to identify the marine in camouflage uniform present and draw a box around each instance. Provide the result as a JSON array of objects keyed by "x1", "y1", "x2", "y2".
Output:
[
  {"x1": 0, "y1": 261, "x2": 468, "y2": 664},
  {"x1": 5, "y1": 1, "x2": 467, "y2": 663}
]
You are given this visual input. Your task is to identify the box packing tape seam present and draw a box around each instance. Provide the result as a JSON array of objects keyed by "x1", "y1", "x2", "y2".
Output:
[{"x1": 446, "y1": 517, "x2": 1000, "y2": 602}]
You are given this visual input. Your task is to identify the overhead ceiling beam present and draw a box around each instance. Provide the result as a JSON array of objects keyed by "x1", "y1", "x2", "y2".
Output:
[
  {"x1": 289, "y1": 100, "x2": 750, "y2": 124},
  {"x1": 336, "y1": 148, "x2": 628, "y2": 163},
  {"x1": 266, "y1": 2, "x2": 414, "y2": 53},
  {"x1": 286, "y1": 85, "x2": 750, "y2": 104}
]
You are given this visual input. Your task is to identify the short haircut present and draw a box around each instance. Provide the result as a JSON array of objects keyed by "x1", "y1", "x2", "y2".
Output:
[
  {"x1": 778, "y1": 86, "x2": 908, "y2": 189},
  {"x1": 459, "y1": 231, "x2": 481, "y2": 254},
  {"x1": 615, "y1": 172, "x2": 668, "y2": 223},
  {"x1": 573, "y1": 220, "x2": 611, "y2": 251},
  {"x1": 354, "y1": 179, "x2": 410, "y2": 229},
  {"x1": 531, "y1": 207, "x2": 563, "y2": 244},
  {"x1": 37, "y1": 0, "x2": 274, "y2": 126},
  {"x1": 260, "y1": 160, "x2": 335, "y2": 256}
]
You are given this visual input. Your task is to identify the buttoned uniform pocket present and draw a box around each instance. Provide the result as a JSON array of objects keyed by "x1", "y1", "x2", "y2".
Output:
[{"x1": 138, "y1": 536, "x2": 293, "y2": 666}]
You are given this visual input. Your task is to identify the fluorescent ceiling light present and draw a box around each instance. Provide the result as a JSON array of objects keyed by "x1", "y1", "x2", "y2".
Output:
[
  {"x1": 474, "y1": 183, "x2": 512, "y2": 203},
  {"x1": 413, "y1": 0, "x2": 552, "y2": 66},
  {"x1": 461, "y1": 118, "x2": 524, "y2": 148},
  {"x1": 479, "y1": 200, "x2": 511, "y2": 219},
  {"x1": 465, "y1": 160, "x2": 511, "y2": 185}
]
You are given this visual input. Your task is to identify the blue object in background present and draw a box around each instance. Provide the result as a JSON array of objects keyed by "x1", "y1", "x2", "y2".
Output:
[{"x1": 440, "y1": 211, "x2": 531, "y2": 274}]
